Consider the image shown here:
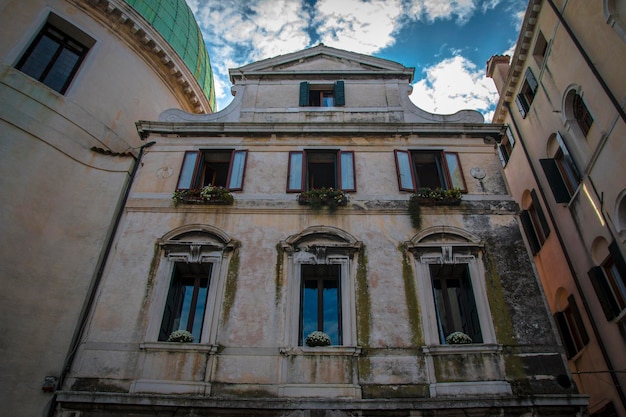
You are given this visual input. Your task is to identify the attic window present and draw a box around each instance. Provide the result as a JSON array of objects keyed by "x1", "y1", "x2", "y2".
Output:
[{"x1": 299, "y1": 81, "x2": 345, "y2": 107}]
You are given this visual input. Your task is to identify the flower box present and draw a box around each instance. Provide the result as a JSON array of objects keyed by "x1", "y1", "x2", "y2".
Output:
[
  {"x1": 297, "y1": 187, "x2": 348, "y2": 211},
  {"x1": 172, "y1": 186, "x2": 234, "y2": 206}
]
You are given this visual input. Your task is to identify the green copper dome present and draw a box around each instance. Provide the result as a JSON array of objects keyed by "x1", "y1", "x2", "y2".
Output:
[{"x1": 125, "y1": 0, "x2": 215, "y2": 111}]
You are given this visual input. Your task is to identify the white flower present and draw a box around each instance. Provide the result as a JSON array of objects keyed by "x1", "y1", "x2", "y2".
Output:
[
  {"x1": 445, "y1": 331, "x2": 473, "y2": 344},
  {"x1": 167, "y1": 329, "x2": 194, "y2": 343},
  {"x1": 305, "y1": 331, "x2": 331, "y2": 347}
]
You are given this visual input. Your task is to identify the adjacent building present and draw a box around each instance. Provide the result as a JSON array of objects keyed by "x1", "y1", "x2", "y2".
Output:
[
  {"x1": 0, "y1": 1, "x2": 214, "y2": 416},
  {"x1": 487, "y1": 0, "x2": 626, "y2": 415},
  {"x1": 56, "y1": 44, "x2": 586, "y2": 416}
]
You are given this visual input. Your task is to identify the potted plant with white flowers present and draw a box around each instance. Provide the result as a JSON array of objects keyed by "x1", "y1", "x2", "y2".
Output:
[
  {"x1": 305, "y1": 331, "x2": 332, "y2": 347},
  {"x1": 167, "y1": 329, "x2": 194, "y2": 343},
  {"x1": 445, "y1": 331, "x2": 473, "y2": 345}
]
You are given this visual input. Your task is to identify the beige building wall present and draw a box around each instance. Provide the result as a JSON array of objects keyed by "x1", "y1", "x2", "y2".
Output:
[
  {"x1": 57, "y1": 45, "x2": 586, "y2": 416},
  {"x1": 488, "y1": 0, "x2": 626, "y2": 415},
  {"x1": 0, "y1": 1, "x2": 213, "y2": 416}
]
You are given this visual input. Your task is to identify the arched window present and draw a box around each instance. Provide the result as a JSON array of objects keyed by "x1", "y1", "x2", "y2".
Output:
[
  {"x1": 146, "y1": 225, "x2": 238, "y2": 344},
  {"x1": 563, "y1": 88, "x2": 594, "y2": 139},
  {"x1": 605, "y1": 0, "x2": 626, "y2": 42},
  {"x1": 280, "y1": 226, "x2": 361, "y2": 347},
  {"x1": 405, "y1": 226, "x2": 496, "y2": 345},
  {"x1": 540, "y1": 132, "x2": 581, "y2": 203}
]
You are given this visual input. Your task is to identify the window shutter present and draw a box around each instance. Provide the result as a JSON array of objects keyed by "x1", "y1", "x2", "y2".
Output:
[
  {"x1": 497, "y1": 145, "x2": 507, "y2": 167},
  {"x1": 520, "y1": 210, "x2": 541, "y2": 255},
  {"x1": 608, "y1": 241, "x2": 626, "y2": 284},
  {"x1": 540, "y1": 158, "x2": 571, "y2": 203},
  {"x1": 394, "y1": 150, "x2": 416, "y2": 191},
  {"x1": 554, "y1": 311, "x2": 576, "y2": 358},
  {"x1": 556, "y1": 132, "x2": 581, "y2": 182},
  {"x1": 525, "y1": 67, "x2": 538, "y2": 94},
  {"x1": 444, "y1": 152, "x2": 467, "y2": 192},
  {"x1": 531, "y1": 189, "x2": 550, "y2": 239},
  {"x1": 338, "y1": 151, "x2": 356, "y2": 191},
  {"x1": 177, "y1": 151, "x2": 200, "y2": 189},
  {"x1": 334, "y1": 81, "x2": 345, "y2": 106},
  {"x1": 506, "y1": 128, "x2": 516, "y2": 147},
  {"x1": 515, "y1": 95, "x2": 527, "y2": 118},
  {"x1": 226, "y1": 150, "x2": 247, "y2": 191},
  {"x1": 287, "y1": 151, "x2": 305, "y2": 192},
  {"x1": 299, "y1": 82, "x2": 309, "y2": 106},
  {"x1": 588, "y1": 266, "x2": 619, "y2": 320},
  {"x1": 568, "y1": 295, "x2": 589, "y2": 346}
]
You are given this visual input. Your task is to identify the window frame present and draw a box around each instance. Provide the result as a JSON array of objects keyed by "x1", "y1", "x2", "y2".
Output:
[
  {"x1": 406, "y1": 227, "x2": 497, "y2": 347},
  {"x1": 540, "y1": 132, "x2": 581, "y2": 203},
  {"x1": 497, "y1": 128, "x2": 516, "y2": 167},
  {"x1": 176, "y1": 149, "x2": 248, "y2": 191},
  {"x1": 158, "y1": 262, "x2": 212, "y2": 343},
  {"x1": 520, "y1": 190, "x2": 550, "y2": 255},
  {"x1": 394, "y1": 150, "x2": 467, "y2": 193},
  {"x1": 515, "y1": 67, "x2": 538, "y2": 119},
  {"x1": 145, "y1": 227, "x2": 236, "y2": 345},
  {"x1": 573, "y1": 93, "x2": 594, "y2": 137},
  {"x1": 299, "y1": 81, "x2": 345, "y2": 107},
  {"x1": 299, "y1": 264, "x2": 342, "y2": 346},
  {"x1": 16, "y1": 20, "x2": 91, "y2": 94},
  {"x1": 286, "y1": 149, "x2": 356, "y2": 193},
  {"x1": 588, "y1": 241, "x2": 626, "y2": 321},
  {"x1": 554, "y1": 295, "x2": 589, "y2": 359}
]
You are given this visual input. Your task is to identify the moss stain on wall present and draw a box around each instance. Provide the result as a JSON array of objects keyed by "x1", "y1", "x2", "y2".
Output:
[
  {"x1": 274, "y1": 243, "x2": 284, "y2": 305},
  {"x1": 482, "y1": 245, "x2": 527, "y2": 384},
  {"x1": 355, "y1": 247, "x2": 371, "y2": 348},
  {"x1": 221, "y1": 248, "x2": 240, "y2": 325},
  {"x1": 400, "y1": 245, "x2": 423, "y2": 346}
]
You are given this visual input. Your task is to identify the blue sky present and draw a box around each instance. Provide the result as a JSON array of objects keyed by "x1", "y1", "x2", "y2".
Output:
[{"x1": 186, "y1": 0, "x2": 526, "y2": 121}]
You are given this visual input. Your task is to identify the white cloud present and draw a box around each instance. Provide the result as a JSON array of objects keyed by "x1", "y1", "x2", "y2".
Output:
[
  {"x1": 409, "y1": 55, "x2": 499, "y2": 119},
  {"x1": 313, "y1": 0, "x2": 404, "y2": 54},
  {"x1": 406, "y1": 0, "x2": 477, "y2": 23}
]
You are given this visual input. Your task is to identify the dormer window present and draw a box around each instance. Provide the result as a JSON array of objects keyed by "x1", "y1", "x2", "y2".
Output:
[{"x1": 299, "y1": 81, "x2": 345, "y2": 107}]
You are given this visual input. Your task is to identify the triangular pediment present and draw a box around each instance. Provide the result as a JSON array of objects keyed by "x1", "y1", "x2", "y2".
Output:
[{"x1": 229, "y1": 44, "x2": 414, "y2": 82}]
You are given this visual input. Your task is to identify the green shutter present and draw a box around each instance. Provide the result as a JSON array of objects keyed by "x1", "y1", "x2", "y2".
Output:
[
  {"x1": 515, "y1": 95, "x2": 528, "y2": 118},
  {"x1": 334, "y1": 81, "x2": 345, "y2": 106},
  {"x1": 609, "y1": 241, "x2": 626, "y2": 283},
  {"x1": 520, "y1": 210, "x2": 541, "y2": 255},
  {"x1": 554, "y1": 311, "x2": 576, "y2": 358},
  {"x1": 531, "y1": 189, "x2": 550, "y2": 239},
  {"x1": 540, "y1": 158, "x2": 571, "y2": 203},
  {"x1": 299, "y1": 82, "x2": 309, "y2": 106},
  {"x1": 588, "y1": 266, "x2": 619, "y2": 321},
  {"x1": 568, "y1": 295, "x2": 589, "y2": 346}
]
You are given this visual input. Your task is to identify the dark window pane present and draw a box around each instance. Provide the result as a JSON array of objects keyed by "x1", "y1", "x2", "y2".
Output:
[
  {"x1": 43, "y1": 47, "x2": 80, "y2": 92},
  {"x1": 19, "y1": 35, "x2": 59, "y2": 80},
  {"x1": 300, "y1": 264, "x2": 341, "y2": 345}
]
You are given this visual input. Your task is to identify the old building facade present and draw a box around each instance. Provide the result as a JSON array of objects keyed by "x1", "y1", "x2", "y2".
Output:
[
  {"x1": 487, "y1": 0, "x2": 626, "y2": 415},
  {"x1": 0, "y1": 1, "x2": 214, "y2": 416},
  {"x1": 55, "y1": 44, "x2": 586, "y2": 416}
]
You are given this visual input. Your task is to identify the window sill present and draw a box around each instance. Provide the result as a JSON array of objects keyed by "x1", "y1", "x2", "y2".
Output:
[
  {"x1": 424, "y1": 343, "x2": 502, "y2": 355},
  {"x1": 279, "y1": 346, "x2": 362, "y2": 357},
  {"x1": 140, "y1": 342, "x2": 218, "y2": 353}
]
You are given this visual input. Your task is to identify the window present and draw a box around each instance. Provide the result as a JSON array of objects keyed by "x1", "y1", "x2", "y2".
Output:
[
  {"x1": 299, "y1": 81, "x2": 345, "y2": 107},
  {"x1": 588, "y1": 241, "x2": 626, "y2": 321},
  {"x1": 406, "y1": 226, "x2": 497, "y2": 346},
  {"x1": 159, "y1": 263, "x2": 211, "y2": 342},
  {"x1": 300, "y1": 264, "x2": 342, "y2": 345},
  {"x1": 497, "y1": 128, "x2": 516, "y2": 167},
  {"x1": 554, "y1": 295, "x2": 589, "y2": 358},
  {"x1": 148, "y1": 226, "x2": 236, "y2": 345},
  {"x1": 287, "y1": 150, "x2": 355, "y2": 192},
  {"x1": 431, "y1": 263, "x2": 483, "y2": 344},
  {"x1": 540, "y1": 132, "x2": 581, "y2": 203},
  {"x1": 573, "y1": 94, "x2": 594, "y2": 137},
  {"x1": 177, "y1": 149, "x2": 248, "y2": 191},
  {"x1": 515, "y1": 67, "x2": 538, "y2": 118},
  {"x1": 16, "y1": 15, "x2": 93, "y2": 94},
  {"x1": 394, "y1": 150, "x2": 466, "y2": 192},
  {"x1": 533, "y1": 31, "x2": 548, "y2": 66},
  {"x1": 520, "y1": 190, "x2": 550, "y2": 255},
  {"x1": 281, "y1": 226, "x2": 360, "y2": 348}
]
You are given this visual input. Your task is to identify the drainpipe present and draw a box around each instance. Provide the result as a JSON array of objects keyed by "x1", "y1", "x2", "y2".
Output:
[
  {"x1": 505, "y1": 101, "x2": 626, "y2": 410},
  {"x1": 45, "y1": 140, "x2": 156, "y2": 417}
]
